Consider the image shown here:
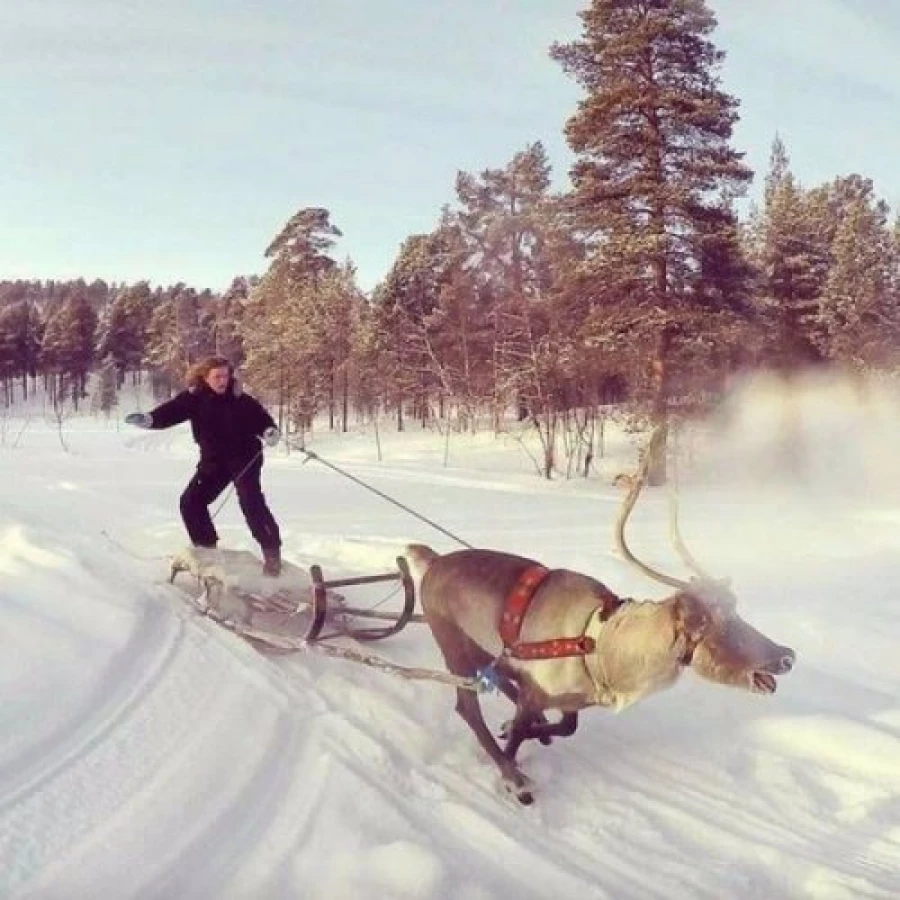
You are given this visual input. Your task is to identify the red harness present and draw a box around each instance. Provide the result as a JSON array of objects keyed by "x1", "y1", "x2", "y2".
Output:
[{"x1": 499, "y1": 565, "x2": 597, "y2": 660}]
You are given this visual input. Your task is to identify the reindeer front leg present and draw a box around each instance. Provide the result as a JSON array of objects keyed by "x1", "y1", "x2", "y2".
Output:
[{"x1": 453, "y1": 688, "x2": 534, "y2": 805}]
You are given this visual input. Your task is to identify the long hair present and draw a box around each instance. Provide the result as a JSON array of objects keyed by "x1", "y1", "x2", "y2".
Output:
[{"x1": 186, "y1": 356, "x2": 233, "y2": 390}]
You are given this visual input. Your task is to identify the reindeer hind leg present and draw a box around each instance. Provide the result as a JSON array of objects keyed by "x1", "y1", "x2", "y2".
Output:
[
  {"x1": 503, "y1": 709, "x2": 544, "y2": 762},
  {"x1": 520, "y1": 711, "x2": 579, "y2": 747},
  {"x1": 494, "y1": 672, "x2": 557, "y2": 747},
  {"x1": 502, "y1": 710, "x2": 578, "y2": 790},
  {"x1": 453, "y1": 688, "x2": 534, "y2": 805},
  {"x1": 426, "y1": 615, "x2": 535, "y2": 803}
]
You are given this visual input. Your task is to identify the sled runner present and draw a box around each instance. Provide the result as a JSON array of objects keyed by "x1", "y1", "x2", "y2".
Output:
[{"x1": 169, "y1": 546, "x2": 418, "y2": 648}]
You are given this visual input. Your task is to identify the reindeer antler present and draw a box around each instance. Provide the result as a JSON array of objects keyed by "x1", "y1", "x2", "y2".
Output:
[{"x1": 614, "y1": 422, "x2": 689, "y2": 590}]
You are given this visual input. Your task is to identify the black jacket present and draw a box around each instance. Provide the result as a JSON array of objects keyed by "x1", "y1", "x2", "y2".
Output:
[{"x1": 149, "y1": 381, "x2": 275, "y2": 465}]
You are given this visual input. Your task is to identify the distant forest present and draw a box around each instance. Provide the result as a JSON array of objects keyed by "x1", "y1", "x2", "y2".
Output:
[{"x1": 2, "y1": 0, "x2": 897, "y2": 480}]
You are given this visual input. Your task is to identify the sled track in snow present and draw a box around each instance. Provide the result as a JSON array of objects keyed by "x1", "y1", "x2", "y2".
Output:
[
  {"x1": 1, "y1": 577, "x2": 338, "y2": 900},
  {"x1": 0, "y1": 595, "x2": 183, "y2": 812},
  {"x1": 0, "y1": 595, "x2": 198, "y2": 894},
  {"x1": 131, "y1": 716, "x2": 326, "y2": 900},
  {"x1": 544, "y1": 722, "x2": 900, "y2": 896},
  {"x1": 2, "y1": 589, "x2": 277, "y2": 896}
]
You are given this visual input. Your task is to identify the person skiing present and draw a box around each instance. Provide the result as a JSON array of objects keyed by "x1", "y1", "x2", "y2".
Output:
[{"x1": 126, "y1": 356, "x2": 283, "y2": 576}]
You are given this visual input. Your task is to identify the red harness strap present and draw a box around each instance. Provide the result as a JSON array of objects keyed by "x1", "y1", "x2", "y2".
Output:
[{"x1": 499, "y1": 565, "x2": 596, "y2": 660}]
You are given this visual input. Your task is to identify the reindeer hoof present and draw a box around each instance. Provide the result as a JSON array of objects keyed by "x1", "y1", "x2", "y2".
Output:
[{"x1": 503, "y1": 772, "x2": 535, "y2": 805}]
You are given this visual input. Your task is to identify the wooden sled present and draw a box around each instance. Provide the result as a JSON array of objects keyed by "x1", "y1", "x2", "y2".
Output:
[{"x1": 168, "y1": 546, "x2": 418, "y2": 647}]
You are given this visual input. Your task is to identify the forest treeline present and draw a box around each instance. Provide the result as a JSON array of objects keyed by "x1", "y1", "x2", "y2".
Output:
[{"x1": 2, "y1": 1, "x2": 898, "y2": 479}]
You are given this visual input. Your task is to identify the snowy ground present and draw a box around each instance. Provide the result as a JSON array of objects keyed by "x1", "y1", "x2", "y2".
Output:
[{"x1": 1, "y1": 373, "x2": 899, "y2": 899}]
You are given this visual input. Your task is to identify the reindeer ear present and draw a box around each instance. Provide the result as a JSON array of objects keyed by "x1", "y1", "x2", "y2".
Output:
[{"x1": 674, "y1": 595, "x2": 710, "y2": 643}]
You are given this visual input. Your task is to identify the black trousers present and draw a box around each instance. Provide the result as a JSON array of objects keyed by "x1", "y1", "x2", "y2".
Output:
[{"x1": 179, "y1": 456, "x2": 281, "y2": 551}]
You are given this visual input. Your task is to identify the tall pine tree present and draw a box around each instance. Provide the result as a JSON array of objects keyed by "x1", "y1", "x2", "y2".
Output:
[{"x1": 551, "y1": 0, "x2": 752, "y2": 480}]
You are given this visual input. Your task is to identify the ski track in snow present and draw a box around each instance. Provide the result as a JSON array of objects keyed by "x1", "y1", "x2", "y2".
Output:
[{"x1": 2, "y1": 399, "x2": 900, "y2": 899}]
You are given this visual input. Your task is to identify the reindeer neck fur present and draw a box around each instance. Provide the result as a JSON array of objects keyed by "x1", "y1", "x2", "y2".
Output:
[
  {"x1": 504, "y1": 594, "x2": 687, "y2": 714},
  {"x1": 584, "y1": 596, "x2": 688, "y2": 711}
]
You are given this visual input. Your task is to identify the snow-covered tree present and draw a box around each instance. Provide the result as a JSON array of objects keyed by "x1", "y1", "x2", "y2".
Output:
[{"x1": 814, "y1": 196, "x2": 899, "y2": 369}]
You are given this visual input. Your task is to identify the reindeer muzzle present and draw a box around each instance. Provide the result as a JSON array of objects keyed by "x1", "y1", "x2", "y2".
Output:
[
  {"x1": 773, "y1": 647, "x2": 796, "y2": 674},
  {"x1": 750, "y1": 646, "x2": 796, "y2": 694}
]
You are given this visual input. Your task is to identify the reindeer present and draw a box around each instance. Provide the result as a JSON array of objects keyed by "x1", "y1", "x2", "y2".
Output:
[{"x1": 408, "y1": 426, "x2": 796, "y2": 804}]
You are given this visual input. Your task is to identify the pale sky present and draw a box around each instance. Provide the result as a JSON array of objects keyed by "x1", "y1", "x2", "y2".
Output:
[{"x1": 0, "y1": 0, "x2": 898, "y2": 293}]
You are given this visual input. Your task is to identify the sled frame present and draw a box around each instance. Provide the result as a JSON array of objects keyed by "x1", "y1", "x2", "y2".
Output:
[{"x1": 307, "y1": 556, "x2": 419, "y2": 642}]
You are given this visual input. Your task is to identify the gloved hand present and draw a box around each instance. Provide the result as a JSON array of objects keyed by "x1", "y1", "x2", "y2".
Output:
[
  {"x1": 262, "y1": 426, "x2": 280, "y2": 447},
  {"x1": 125, "y1": 412, "x2": 152, "y2": 428}
]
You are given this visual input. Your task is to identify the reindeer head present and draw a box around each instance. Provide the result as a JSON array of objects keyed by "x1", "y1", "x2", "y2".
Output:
[
  {"x1": 673, "y1": 579, "x2": 795, "y2": 694},
  {"x1": 616, "y1": 423, "x2": 796, "y2": 696}
]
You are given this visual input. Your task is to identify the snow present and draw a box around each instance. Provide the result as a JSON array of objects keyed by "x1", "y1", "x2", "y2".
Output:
[{"x1": 1, "y1": 373, "x2": 899, "y2": 899}]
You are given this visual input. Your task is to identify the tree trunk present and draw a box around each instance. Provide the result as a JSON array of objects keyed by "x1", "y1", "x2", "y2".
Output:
[{"x1": 328, "y1": 359, "x2": 335, "y2": 431}]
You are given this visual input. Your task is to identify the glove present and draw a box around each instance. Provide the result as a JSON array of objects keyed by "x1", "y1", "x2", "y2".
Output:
[
  {"x1": 125, "y1": 412, "x2": 152, "y2": 429},
  {"x1": 262, "y1": 426, "x2": 280, "y2": 447}
]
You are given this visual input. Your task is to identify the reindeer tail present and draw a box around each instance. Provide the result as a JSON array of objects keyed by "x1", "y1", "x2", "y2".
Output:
[{"x1": 404, "y1": 543, "x2": 438, "y2": 578}]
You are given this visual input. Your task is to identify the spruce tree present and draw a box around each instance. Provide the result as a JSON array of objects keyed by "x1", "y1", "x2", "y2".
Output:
[{"x1": 816, "y1": 195, "x2": 898, "y2": 369}]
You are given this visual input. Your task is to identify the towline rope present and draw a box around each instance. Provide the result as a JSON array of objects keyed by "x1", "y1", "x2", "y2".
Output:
[
  {"x1": 299, "y1": 448, "x2": 474, "y2": 550},
  {"x1": 237, "y1": 626, "x2": 488, "y2": 692}
]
